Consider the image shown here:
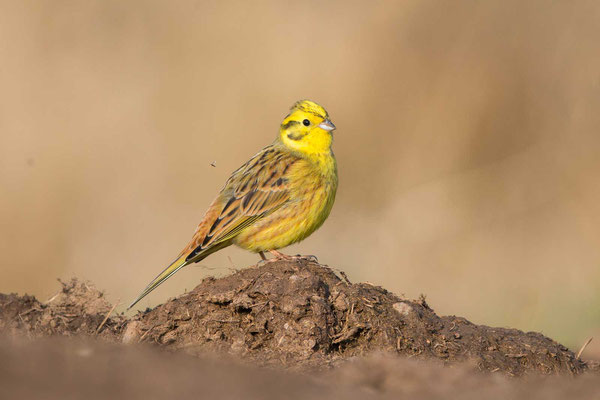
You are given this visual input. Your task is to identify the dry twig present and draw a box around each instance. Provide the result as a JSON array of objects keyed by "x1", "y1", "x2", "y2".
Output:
[
  {"x1": 95, "y1": 299, "x2": 120, "y2": 335},
  {"x1": 576, "y1": 337, "x2": 593, "y2": 359}
]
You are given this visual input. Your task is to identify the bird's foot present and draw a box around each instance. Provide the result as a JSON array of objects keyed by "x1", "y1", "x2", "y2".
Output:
[
  {"x1": 269, "y1": 250, "x2": 294, "y2": 260},
  {"x1": 258, "y1": 250, "x2": 318, "y2": 263},
  {"x1": 268, "y1": 250, "x2": 318, "y2": 262},
  {"x1": 302, "y1": 254, "x2": 319, "y2": 262}
]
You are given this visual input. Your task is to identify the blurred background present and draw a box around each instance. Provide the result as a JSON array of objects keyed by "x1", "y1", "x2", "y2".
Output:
[{"x1": 1, "y1": 0, "x2": 599, "y2": 356}]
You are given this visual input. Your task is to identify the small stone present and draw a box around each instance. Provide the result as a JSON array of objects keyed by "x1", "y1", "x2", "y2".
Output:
[
  {"x1": 122, "y1": 321, "x2": 141, "y2": 344},
  {"x1": 393, "y1": 302, "x2": 413, "y2": 316}
]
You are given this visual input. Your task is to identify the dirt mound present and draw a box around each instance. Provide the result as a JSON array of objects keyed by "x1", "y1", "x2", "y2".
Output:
[
  {"x1": 0, "y1": 278, "x2": 124, "y2": 340},
  {"x1": 0, "y1": 259, "x2": 595, "y2": 377},
  {"x1": 124, "y1": 259, "x2": 588, "y2": 375}
]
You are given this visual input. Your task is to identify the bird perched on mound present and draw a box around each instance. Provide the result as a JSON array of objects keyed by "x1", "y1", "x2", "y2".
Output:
[{"x1": 128, "y1": 100, "x2": 338, "y2": 309}]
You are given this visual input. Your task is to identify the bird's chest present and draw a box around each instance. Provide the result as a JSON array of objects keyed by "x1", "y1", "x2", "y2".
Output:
[
  {"x1": 289, "y1": 156, "x2": 336, "y2": 200},
  {"x1": 287, "y1": 157, "x2": 337, "y2": 225}
]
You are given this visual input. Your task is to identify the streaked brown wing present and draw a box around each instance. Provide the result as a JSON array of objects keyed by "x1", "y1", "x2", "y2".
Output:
[{"x1": 182, "y1": 145, "x2": 298, "y2": 262}]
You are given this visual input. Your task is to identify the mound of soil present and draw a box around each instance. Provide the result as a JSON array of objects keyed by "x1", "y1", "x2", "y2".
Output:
[
  {"x1": 125, "y1": 259, "x2": 587, "y2": 375},
  {"x1": 1, "y1": 259, "x2": 595, "y2": 377},
  {"x1": 0, "y1": 279, "x2": 125, "y2": 340}
]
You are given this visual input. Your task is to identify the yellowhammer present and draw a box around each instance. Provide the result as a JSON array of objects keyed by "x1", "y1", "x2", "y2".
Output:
[{"x1": 128, "y1": 100, "x2": 337, "y2": 309}]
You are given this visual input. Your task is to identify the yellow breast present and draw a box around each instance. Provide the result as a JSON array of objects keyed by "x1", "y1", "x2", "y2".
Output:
[{"x1": 233, "y1": 153, "x2": 337, "y2": 252}]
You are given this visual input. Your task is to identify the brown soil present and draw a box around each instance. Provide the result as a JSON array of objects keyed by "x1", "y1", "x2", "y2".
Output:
[
  {"x1": 1, "y1": 258, "x2": 599, "y2": 399},
  {"x1": 2, "y1": 337, "x2": 600, "y2": 400},
  {"x1": 1, "y1": 259, "x2": 595, "y2": 376},
  {"x1": 125, "y1": 259, "x2": 589, "y2": 376},
  {"x1": 0, "y1": 278, "x2": 125, "y2": 340}
]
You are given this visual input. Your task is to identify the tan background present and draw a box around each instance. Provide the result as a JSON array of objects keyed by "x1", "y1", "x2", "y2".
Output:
[{"x1": 1, "y1": 0, "x2": 599, "y2": 356}]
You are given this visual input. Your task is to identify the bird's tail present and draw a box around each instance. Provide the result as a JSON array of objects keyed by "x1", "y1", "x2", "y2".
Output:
[{"x1": 127, "y1": 253, "x2": 190, "y2": 310}]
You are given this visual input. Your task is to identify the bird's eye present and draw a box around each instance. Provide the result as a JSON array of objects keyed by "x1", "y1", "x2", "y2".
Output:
[{"x1": 302, "y1": 119, "x2": 310, "y2": 126}]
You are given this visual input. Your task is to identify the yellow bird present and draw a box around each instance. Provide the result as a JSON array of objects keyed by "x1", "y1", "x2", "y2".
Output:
[{"x1": 128, "y1": 100, "x2": 338, "y2": 309}]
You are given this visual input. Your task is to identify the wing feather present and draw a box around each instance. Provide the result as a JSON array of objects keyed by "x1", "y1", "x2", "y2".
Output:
[{"x1": 183, "y1": 145, "x2": 298, "y2": 262}]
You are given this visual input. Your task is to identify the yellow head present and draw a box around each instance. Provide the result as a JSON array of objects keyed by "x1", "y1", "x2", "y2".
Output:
[{"x1": 279, "y1": 100, "x2": 336, "y2": 155}]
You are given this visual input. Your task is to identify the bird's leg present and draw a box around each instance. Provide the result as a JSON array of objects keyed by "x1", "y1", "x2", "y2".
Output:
[
  {"x1": 269, "y1": 250, "x2": 293, "y2": 260},
  {"x1": 259, "y1": 251, "x2": 267, "y2": 261}
]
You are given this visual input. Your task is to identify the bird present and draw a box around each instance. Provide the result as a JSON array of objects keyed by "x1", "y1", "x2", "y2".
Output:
[{"x1": 128, "y1": 100, "x2": 338, "y2": 309}]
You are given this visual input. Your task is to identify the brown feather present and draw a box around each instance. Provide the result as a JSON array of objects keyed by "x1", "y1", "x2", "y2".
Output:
[{"x1": 179, "y1": 145, "x2": 299, "y2": 262}]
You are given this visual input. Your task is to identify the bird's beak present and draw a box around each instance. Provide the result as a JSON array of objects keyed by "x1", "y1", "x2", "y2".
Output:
[{"x1": 318, "y1": 119, "x2": 336, "y2": 132}]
